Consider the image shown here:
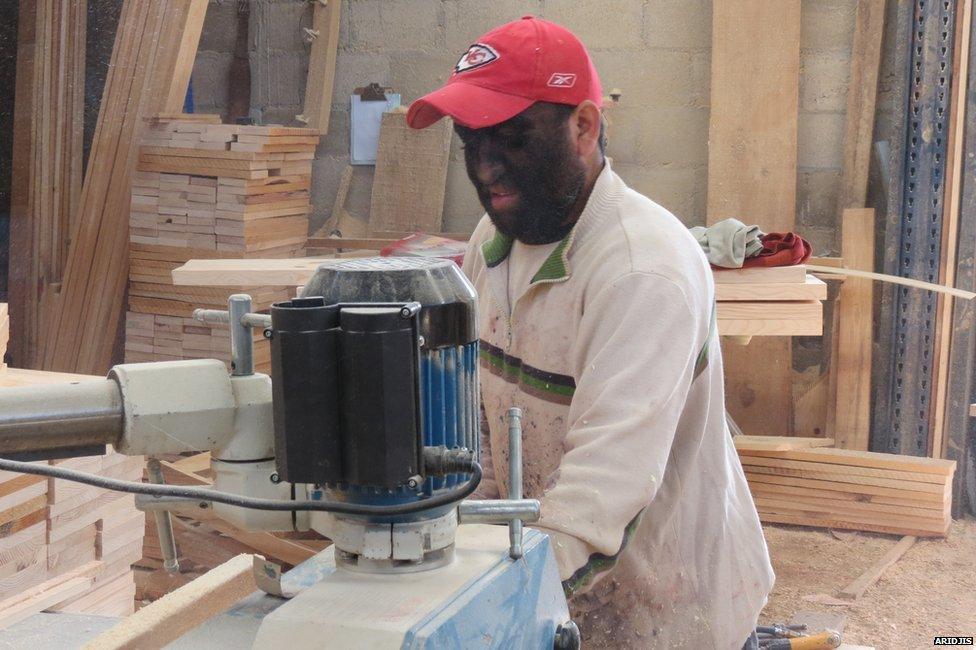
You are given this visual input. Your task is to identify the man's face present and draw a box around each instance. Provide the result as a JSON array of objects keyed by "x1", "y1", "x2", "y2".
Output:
[{"x1": 454, "y1": 103, "x2": 588, "y2": 245}]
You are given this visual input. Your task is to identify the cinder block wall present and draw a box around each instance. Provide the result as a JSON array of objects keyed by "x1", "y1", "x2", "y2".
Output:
[{"x1": 234, "y1": 0, "x2": 860, "y2": 254}]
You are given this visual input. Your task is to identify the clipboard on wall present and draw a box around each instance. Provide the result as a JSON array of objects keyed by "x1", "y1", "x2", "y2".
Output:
[{"x1": 350, "y1": 83, "x2": 401, "y2": 165}]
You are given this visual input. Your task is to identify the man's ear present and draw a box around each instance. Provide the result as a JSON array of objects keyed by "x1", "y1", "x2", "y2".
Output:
[{"x1": 571, "y1": 100, "x2": 602, "y2": 158}]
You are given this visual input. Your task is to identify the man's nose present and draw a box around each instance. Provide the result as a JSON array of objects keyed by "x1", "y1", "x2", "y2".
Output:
[{"x1": 473, "y1": 144, "x2": 504, "y2": 186}]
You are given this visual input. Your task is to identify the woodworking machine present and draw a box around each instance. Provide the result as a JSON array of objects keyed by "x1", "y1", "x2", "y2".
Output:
[{"x1": 0, "y1": 258, "x2": 579, "y2": 649}]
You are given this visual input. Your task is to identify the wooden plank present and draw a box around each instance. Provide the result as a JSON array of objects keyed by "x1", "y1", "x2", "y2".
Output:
[
  {"x1": 837, "y1": 535, "x2": 916, "y2": 601},
  {"x1": 161, "y1": 0, "x2": 208, "y2": 113},
  {"x1": 296, "y1": 0, "x2": 341, "y2": 131},
  {"x1": 0, "y1": 561, "x2": 103, "y2": 631},
  {"x1": 707, "y1": 0, "x2": 800, "y2": 437},
  {"x1": 714, "y1": 276, "x2": 826, "y2": 301},
  {"x1": 833, "y1": 209, "x2": 875, "y2": 449},
  {"x1": 739, "y1": 446, "x2": 956, "y2": 475},
  {"x1": 931, "y1": 0, "x2": 974, "y2": 459},
  {"x1": 742, "y1": 464, "x2": 946, "y2": 495},
  {"x1": 742, "y1": 472, "x2": 946, "y2": 505},
  {"x1": 712, "y1": 265, "x2": 807, "y2": 284},
  {"x1": 84, "y1": 554, "x2": 255, "y2": 649},
  {"x1": 368, "y1": 111, "x2": 452, "y2": 234},
  {"x1": 756, "y1": 510, "x2": 946, "y2": 538},
  {"x1": 839, "y1": 0, "x2": 887, "y2": 209},
  {"x1": 739, "y1": 455, "x2": 948, "y2": 484},
  {"x1": 716, "y1": 300, "x2": 823, "y2": 337},
  {"x1": 40, "y1": 0, "x2": 209, "y2": 374},
  {"x1": 172, "y1": 257, "x2": 344, "y2": 286},
  {"x1": 733, "y1": 436, "x2": 835, "y2": 452}
]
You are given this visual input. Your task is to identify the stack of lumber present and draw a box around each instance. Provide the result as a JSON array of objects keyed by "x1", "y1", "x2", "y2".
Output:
[
  {"x1": 125, "y1": 116, "x2": 321, "y2": 372},
  {"x1": 714, "y1": 265, "x2": 825, "y2": 336},
  {"x1": 41, "y1": 0, "x2": 209, "y2": 376},
  {"x1": 9, "y1": 0, "x2": 85, "y2": 369},
  {"x1": 0, "y1": 372, "x2": 145, "y2": 627},
  {"x1": 735, "y1": 436, "x2": 956, "y2": 537}
]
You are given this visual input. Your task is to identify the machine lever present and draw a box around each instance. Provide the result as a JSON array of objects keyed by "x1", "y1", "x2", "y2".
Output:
[{"x1": 507, "y1": 407, "x2": 524, "y2": 559}]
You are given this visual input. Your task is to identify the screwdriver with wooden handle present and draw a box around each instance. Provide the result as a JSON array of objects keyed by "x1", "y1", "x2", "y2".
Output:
[{"x1": 760, "y1": 631, "x2": 842, "y2": 650}]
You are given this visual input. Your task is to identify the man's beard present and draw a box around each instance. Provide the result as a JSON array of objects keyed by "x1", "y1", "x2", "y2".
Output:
[{"x1": 474, "y1": 143, "x2": 587, "y2": 245}]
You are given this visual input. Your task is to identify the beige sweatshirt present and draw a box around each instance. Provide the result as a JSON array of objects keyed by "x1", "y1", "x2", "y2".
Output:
[{"x1": 462, "y1": 162, "x2": 774, "y2": 648}]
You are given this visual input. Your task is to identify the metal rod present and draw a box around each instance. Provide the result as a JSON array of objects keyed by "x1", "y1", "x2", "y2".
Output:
[
  {"x1": 507, "y1": 407, "x2": 523, "y2": 559},
  {"x1": 457, "y1": 499, "x2": 540, "y2": 524},
  {"x1": 146, "y1": 459, "x2": 181, "y2": 574},
  {"x1": 0, "y1": 381, "x2": 123, "y2": 454},
  {"x1": 228, "y1": 295, "x2": 254, "y2": 376},
  {"x1": 135, "y1": 494, "x2": 214, "y2": 513}
]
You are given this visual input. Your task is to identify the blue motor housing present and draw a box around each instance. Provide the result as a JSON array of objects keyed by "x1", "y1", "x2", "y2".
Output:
[{"x1": 278, "y1": 257, "x2": 479, "y2": 512}]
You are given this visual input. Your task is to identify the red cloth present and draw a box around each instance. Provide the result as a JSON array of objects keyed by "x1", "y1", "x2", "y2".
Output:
[{"x1": 740, "y1": 232, "x2": 812, "y2": 268}]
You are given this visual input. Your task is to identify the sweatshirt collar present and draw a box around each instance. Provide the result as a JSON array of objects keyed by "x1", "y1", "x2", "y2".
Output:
[{"x1": 481, "y1": 160, "x2": 618, "y2": 283}]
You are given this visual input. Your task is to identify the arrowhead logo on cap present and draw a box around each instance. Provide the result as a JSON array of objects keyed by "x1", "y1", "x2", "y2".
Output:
[{"x1": 455, "y1": 43, "x2": 500, "y2": 73}]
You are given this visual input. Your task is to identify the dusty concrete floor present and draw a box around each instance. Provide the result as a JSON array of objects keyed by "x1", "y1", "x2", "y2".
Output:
[{"x1": 760, "y1": 517, "x2": 976, "y2": 648}]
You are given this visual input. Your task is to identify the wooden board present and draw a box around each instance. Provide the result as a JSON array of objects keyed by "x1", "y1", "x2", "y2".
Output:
[
  {"x1": 739, "y1": 446, "x2": 956, "y2": 475},
  {"x1": 717, "y1": 300, "x2": 823, "y2": 337},
  {"x1": 368, "y1": 111, "x2": 452, "y2": 234},
  {"x1": 733, "y1": 436, "x2": 835, "y2": 452},
  {"x1": 837, "y1": 535, "x2": 916, "y2": 601},
  {"x1": 714, "y1": 275, "x2": 826, "y2": 301},
  {"x1": 707, "y1": 0, "x2": 801, "y2": 437},
  {"x1": 296, "y1": 0, "x2": 341, "y2": 131},
  {"x1": 839, "y1": 0, "x2": 887, "y2": 209},
  {"x1": 84, "y1": 554, "x2": 255, "y2": 649},
  {"x1": 712, "y1": 265, "x2": 807, "y2": 284},
  {"x1": 171, "y1": 257, "x2": 342, "y2": 286},
  {"x1": 833, "y1": 209, "x2": 875, "y2": 449},
  {"x1": 40, "y1": 0, "x2": 209, "y2": 374}
]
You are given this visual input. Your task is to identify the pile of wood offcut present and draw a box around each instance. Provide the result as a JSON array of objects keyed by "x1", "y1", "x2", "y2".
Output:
[
  {"x1": 0, "y1": 346, "x2": 145, "y2": 626},
  {"x1": 736, "y1": 437, "x2": 956, "y2": 537}
]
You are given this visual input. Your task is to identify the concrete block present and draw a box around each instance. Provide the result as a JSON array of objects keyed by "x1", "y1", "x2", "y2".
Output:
[
  {"x1": 390, "y1": 52, "x2": 459, "y2": 103},
  {"x1": 603, "y1": 107, "x2": 646, "y2": 165},
  {"x1": 443, "y1": 161, "x2": 484, "y2": 233},
  {"x1": 797, "y1": 112, "x2": 846, "y2": 170},
  {"x1": 190, "y1": 51, "x2": 233, "y2": 116},
  {"x1": 797, "y1": 169, "x2": 842, "y2": 233},
  {"x1": 801, "y1": 0, "x2": 857, "y2": 52},
  {"x1": 800, "y1": 51, "x2": 850, "y2": 113},
  {"x1": 250, "y1": 50, "x2": 307, "y2": 120},
  {"x1": 591, "y1": 49, "x2": 709, "y2": 108},
  {"x1": 331, "y1": 51, "x2": 392, "y2": 106},
  {"x1": 643, "y1": 0, "x2": 711, "y2": 50},
  {"x1": 637, "y1": 106, "x2": 709, "y2": 169},
  {"x1": 541, "y1": 0, "x2": 644, "y2": 50},
  {"x1": 317, "y1": 108, "x2": 351, "y2": 155},
  {"x1": 612, "y1": 163, "x2": 706, "y2": 226},
  {"x1": 345, "y1": 0, "x2": 444, "y2": 52},
  {"x1": 199, "y1": 0, "x2": 242, "y2": 54},
  {"x1": 251, "y1": 0, "x2": 310, "y2": 54},
  {"x1": 444, "y1": 0, "x2": 543, "y2": 52}
]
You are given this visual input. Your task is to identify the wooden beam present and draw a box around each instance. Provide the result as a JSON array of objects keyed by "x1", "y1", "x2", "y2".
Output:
[
  {"x1": 931, "y1": 0, "x2": 974, "y2": 459},
  {"x1": 839, "y1": 0, "x2": 887, "y2": 209},
  {"x1": 834, "y1": 209, "x2": 876, "y2": 449},
  {"x1": 837, "y1": 535, "x2": 916, "y2": 600},
  {"x1": 84, "y1": 554, "x2": 255, "y2": 649},
  {"x1": 707, "y1": 0, "x2": 800, "y2": 437},
  {"x1": 297, "y1": 0, "x2": 341, "y2": 132}
]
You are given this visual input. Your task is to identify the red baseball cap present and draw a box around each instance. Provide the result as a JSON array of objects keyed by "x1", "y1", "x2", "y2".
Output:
[{"x1": 407, "y1": 16, "x2": 603, "y2": 130}]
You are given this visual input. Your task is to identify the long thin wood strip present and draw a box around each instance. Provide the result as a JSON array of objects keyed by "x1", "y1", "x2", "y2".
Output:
[
  {"x1": 707, "y1": 0, "x2": 800, "y2": 437},
  {"x1": 930, "y1": 0, "x2": 974, "y2": 458},
  {"x1": 804, "y1": 265, "x2": 976, "y2": 299},
  {"x1": 84, "y1": 554, "x2": 255, "y2": 649},
  {"x1": 739, "y1": 446, "x2": 956, "y2": 475},
  {"x1": 837, "y1": 536, "x2": 916, "y2": 601},
  {"x1": 833, "y1": 209, "x2": 875, "y2": 449},
  {"x1": 839, "y1": 0, "x2": 887, "y2": 209},
  {"x1": 733, "y1": 436, "x2": 835, "y2": 451},
  {"x1": 297, "y1": 0, "x2": 342, "y2": 132},
  {"x1": 161, "y1": 0, "x2": 208, "y2": 113}
]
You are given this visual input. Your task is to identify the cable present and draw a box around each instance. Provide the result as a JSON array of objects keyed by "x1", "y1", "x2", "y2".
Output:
[{"x1": 0, "y1": 458, "x2": 481, "y2": 516}]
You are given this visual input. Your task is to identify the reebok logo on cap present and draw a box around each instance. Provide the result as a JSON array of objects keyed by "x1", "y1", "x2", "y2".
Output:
[
  {"x1": 455, "y1": 44, "x2": 499, "y2": 73},
  {"x1": 547, "y1": 73, "x2": 577, "y2": 88}
]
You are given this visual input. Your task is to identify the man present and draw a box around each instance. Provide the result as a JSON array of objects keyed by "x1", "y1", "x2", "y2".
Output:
[{"x1": 407, "y1": 16, "x2": 774, "y2": 649}]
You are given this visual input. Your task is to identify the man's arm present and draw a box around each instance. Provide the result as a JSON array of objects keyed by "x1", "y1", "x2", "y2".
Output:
[{"x1": 533, "y1": 271, "x2": 709, "y2": 595}]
